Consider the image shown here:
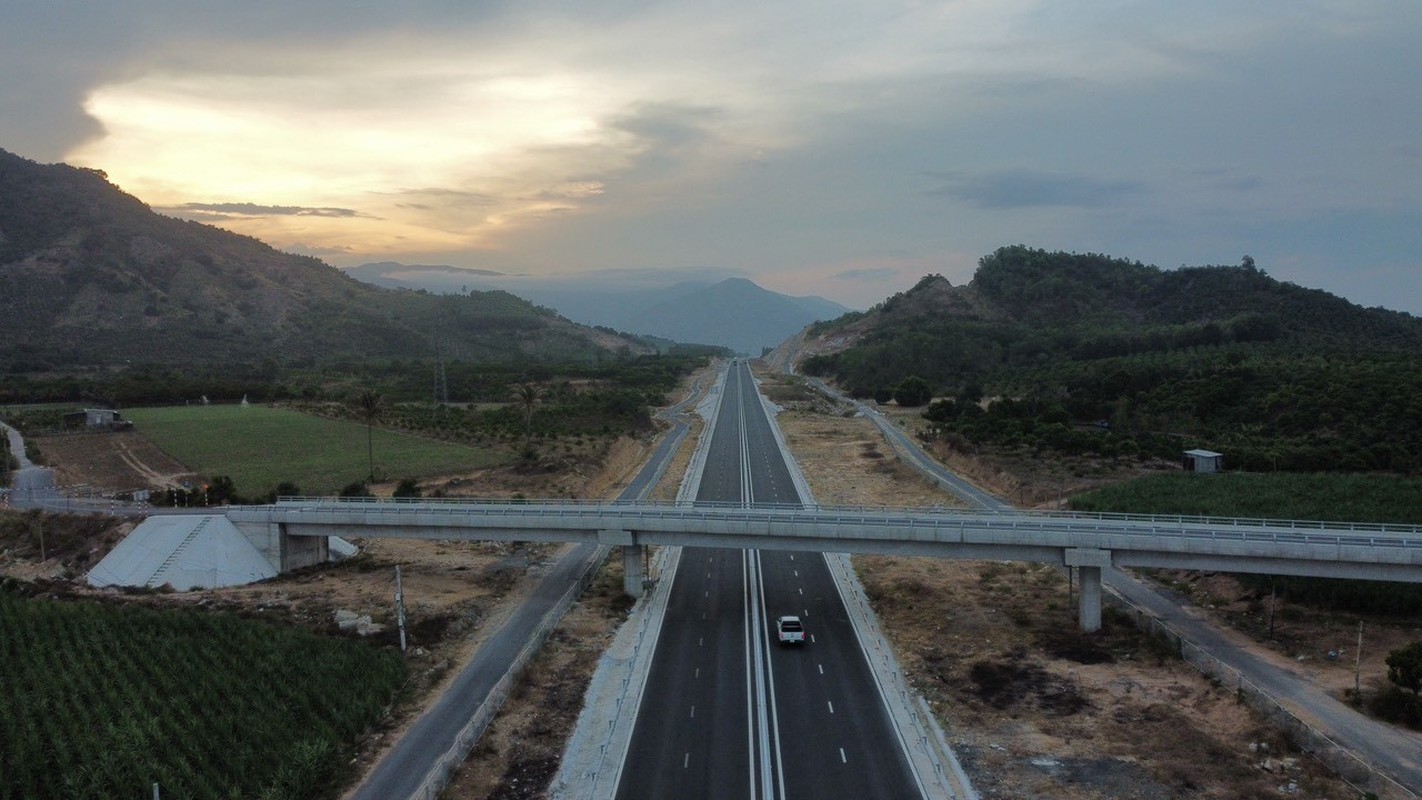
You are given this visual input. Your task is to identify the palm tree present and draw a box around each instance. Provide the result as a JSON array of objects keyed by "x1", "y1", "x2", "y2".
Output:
[
  {"x1": 357, "y1": 389, "x2": 385, "y2": 482},
  {"x1": 511, "y1": 382, "x2": 545, "y2": 456}
]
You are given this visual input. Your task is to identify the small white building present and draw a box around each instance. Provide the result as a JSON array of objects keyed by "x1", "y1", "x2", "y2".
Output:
[{"x1": 1182, "y1": 449, "x2": 1224, "y2": 473}]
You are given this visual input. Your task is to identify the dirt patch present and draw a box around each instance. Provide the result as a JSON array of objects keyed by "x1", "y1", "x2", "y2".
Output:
[
  {"x1": 777, "y1": 409, "x2": 959, "y2": 508},
  {"x1": 32, "y1": 430, "x2": 197, "y2": 491}
]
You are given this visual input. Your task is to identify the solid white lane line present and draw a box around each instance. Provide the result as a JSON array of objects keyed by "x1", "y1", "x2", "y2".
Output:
[
  {"x1": 742, "y1": 551, "x2": 756, "y2": 800},
  {"x1": 751, "y1": 548, "x2": 788, "y2": 800}
]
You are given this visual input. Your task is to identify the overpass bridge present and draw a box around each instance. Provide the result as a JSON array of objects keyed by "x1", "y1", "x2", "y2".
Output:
[{"x1": 226, "y1": 498, "x2": 1422, "y2": 631}]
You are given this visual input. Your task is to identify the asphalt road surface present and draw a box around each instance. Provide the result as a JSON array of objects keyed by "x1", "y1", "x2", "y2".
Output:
[{"x1": 615, "y1": 361, "x2": 921, "y2": 800}]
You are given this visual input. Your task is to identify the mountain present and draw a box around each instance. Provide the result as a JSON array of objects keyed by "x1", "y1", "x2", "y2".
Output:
[
  {"x1": 798, "y1": 245, "x2": 1422, "y2": 473},
  {"x1": 347, "y1": 262, "x2": 851, "y2": 354},
  {"x1": 0, "y1": 149, "x2": 644, "y2": 370},
  {"x1": 624, "y1": 277, "x2": 849, "y2": 355}
]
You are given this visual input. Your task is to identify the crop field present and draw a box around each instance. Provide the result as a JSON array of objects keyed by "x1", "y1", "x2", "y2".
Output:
[
  {"x1": 0, "y1": 582, "x2": 406, "y2": 800},
  {"x1": 123, "y1": 404, "x2": 511, "y2": 496},
  {"x1": 1071, "y1": 472, "x2": 1422, "y2": 524}
]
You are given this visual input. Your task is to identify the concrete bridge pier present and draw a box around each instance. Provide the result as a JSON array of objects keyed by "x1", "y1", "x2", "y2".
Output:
[
  {"x1": 597, "y1": 529, "x2": 644, "y2": 597},
  {"x1": 1065, "y1": 548, "x2": 1110, "y2": 633},
  {"x1": 623, "y1": 544, "x2": 645, "y2": 597}
]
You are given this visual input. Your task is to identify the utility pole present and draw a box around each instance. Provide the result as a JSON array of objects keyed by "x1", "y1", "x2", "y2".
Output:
[
  {"x1": 1267, "y1": 581, "x2": 1276, "y2": 640},
  {"x1": 394, "y1": 565, "x2": 407, "y2": 653},
  {"x1": 1354, "y1": 620, "x2": 1363, "y2": 701}
]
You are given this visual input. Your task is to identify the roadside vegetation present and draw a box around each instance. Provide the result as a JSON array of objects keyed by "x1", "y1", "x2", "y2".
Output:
[{"x1": 0, "y1": 579, "x2": 406, "y2": 800}]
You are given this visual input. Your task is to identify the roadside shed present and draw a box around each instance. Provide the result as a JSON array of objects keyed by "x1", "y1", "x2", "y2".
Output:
[{"x1": 1182, "y1": 449, "x2": 1224, "y2": 473}]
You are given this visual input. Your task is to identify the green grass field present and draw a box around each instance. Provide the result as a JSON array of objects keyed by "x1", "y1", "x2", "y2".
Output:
[
  {"x1": 124, "y1": 404, "x2": 511, "y2": 496},
  {"x1": 1071, "y1": 472, "x2": 1422, "y2": 525}
]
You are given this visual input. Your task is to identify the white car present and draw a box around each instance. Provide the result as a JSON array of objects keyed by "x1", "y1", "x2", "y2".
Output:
[{"x1": 775, "y1": 615, "x2": 805, "y2": 645}]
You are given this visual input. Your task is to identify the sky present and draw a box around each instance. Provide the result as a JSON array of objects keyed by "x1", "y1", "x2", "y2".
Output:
[{"x1": 2, "y1": 1, "x2": 1420, "y2": 312}]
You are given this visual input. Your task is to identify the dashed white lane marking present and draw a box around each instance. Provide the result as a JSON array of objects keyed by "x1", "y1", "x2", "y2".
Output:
[
  {"x1": 818, "y1": 663, "x2": 824, "y2": 675},
  {"x1": 699, "y1": 637, "x2": 704, "y2": 646},
  {"x1": 828, "y1": 701, "x2": 835, "y2": 714},
  {"x1": 810, "y1": 634, "x2": 816, "y2": 644},
  {"x1": 690, "y1": 705, "x2": 696, "y2": 718},
  {"x1": 695, "y1": 667, "x2": 700, "y2": 678},
  {"x1": 798, "y1": 588, "x2": 803, "y2": 595},
  {"x1": 685, "y1": 752, "x2": 690, "y2": 769},
  {"x1": 793, "y1": 570, "x2": 799, "y2": 577},
  {"x1": 839, "y1": 748, "x2": 847, "y2": 764}
]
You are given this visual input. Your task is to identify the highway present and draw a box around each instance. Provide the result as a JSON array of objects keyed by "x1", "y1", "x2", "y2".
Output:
[{"x1": 614, "y1": 360, "x2": 921, "y2": 800}]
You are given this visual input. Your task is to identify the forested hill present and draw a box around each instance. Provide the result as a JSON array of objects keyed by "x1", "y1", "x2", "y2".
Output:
[
  {"x1": 0, "y1": 148, "x2": 644, "y2": 370},
  {"x1": 802, "y1": 246, "x2": 1422, "y2": 473}
]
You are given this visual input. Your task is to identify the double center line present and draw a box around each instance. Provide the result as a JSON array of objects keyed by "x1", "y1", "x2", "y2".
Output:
[{"x1": 734, "y1": 363, "x2": 787, "y2": 800}]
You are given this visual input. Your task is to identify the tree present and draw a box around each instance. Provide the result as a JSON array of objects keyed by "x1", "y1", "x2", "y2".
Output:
[
  {"x1": 511, "y1": 382, "x2": 546, "y2": 455},
  {"x1": 356, "y1": 390, "x2": 384, "y2": 482},
  {"x1": 1387, "y1": 641, "x2": 1422, "y2": 695},
  {"x1": 894, "y1": 375, "x2": 933, "y2": 407}
]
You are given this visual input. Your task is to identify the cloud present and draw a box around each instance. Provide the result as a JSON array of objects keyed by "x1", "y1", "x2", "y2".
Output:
[
  {"x1": 930, "y1": 170, "x2": 1145, "y2": 210},
  {"x1": 834, "y1": 268, "x2": 900, "y2": 282},
  {"x1": 170, "y1": 202, "x2": 366, "y2": 218}
]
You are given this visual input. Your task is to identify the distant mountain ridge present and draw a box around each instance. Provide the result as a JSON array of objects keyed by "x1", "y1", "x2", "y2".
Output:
[
  {"x1": 799, "y1": 245, "x2": 1422, "y2": 474},
  {"x1": 801, "y1": 244, "x2": 1422, "y2": 394},
  {"x1": 0, "y1": 149, "x2": 643, "y2": 369},
  {"x1": 347, "y1": 262, "x2": 851, "y2": 354}
]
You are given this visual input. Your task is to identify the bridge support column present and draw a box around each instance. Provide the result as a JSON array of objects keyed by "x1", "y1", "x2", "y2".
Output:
[
  {"x1": 1077, "y1": 567, "x2": 1102, "y2": 633},
  {"x1": 623, "y1": 545, "x2": 645, "y2": 597},
  {"x1": 1065, "y1": 548, "x2": 1111, "y2": 633},
  {"x1": 597, "y1": 529, "x2": 644, "y2": 598}
]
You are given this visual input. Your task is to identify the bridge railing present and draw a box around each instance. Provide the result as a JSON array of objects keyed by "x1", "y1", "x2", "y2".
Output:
[{"x1": 269, "y1": 495, "x2": 1422, "y2": 539}]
